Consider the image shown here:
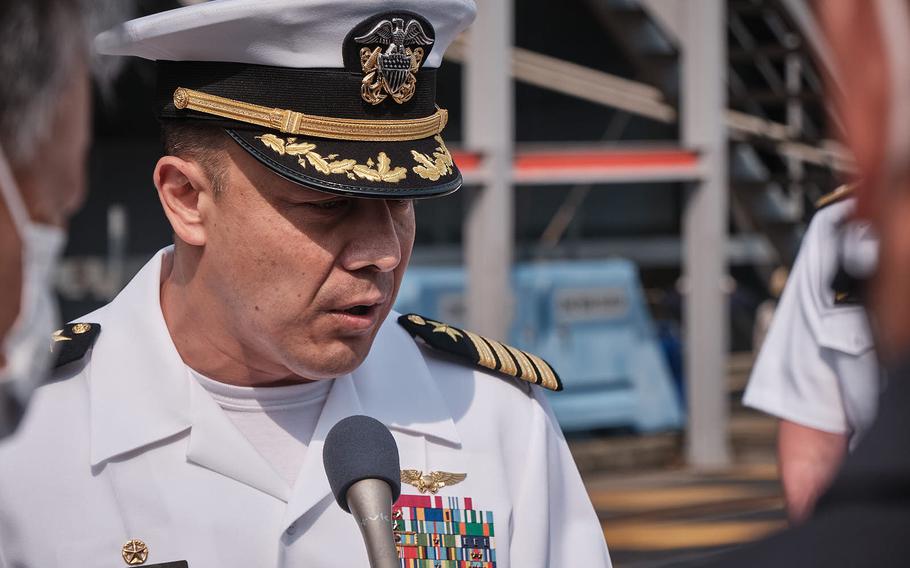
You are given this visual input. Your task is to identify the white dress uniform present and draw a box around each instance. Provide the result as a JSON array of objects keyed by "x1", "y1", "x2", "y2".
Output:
[
  {"x1": 744, "y1": 195, "x2": 881, "y2": 445},
  {"x1": 0, "y1": 248, "x2": 611, "y2": 568}
]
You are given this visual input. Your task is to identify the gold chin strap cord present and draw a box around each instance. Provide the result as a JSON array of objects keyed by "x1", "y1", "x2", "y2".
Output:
[{"x1": 173, "y1": 87, "x2": 448, "y2": 142}]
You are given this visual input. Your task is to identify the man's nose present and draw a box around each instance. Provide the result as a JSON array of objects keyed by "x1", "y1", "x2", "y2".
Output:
[{"x1": 340, "y1": 200, "x2": 404, "y2": 273}]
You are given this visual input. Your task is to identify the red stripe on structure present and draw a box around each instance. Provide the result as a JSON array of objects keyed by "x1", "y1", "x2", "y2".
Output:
[
  {"x1": 464, "y1": 497, "x2": 473, "y2": 510},
  {"x1": 453, "y1": 149, "x2": 699, "y2": 173},
  {"x1": 452, "y1": 151, "x2": 481, "y2": 171},
  {"x1": 434, "y1": 495, "x2": 443, "y2": 508},
  {"x1": 515, "y1": 150, "x2": 698, "y2": 171},
  {"x1": 397, "y1": 494, "x2": 432, "y2": 508}
]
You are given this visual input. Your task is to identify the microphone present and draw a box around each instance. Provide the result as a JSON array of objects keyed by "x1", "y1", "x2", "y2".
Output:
[{"x1": 323, "y1": 415, "x2": 402, "y2": 568}]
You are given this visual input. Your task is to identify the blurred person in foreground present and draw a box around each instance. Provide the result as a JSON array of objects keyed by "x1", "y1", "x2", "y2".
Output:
[
  {"x1": 744, "y1": 184, "x2": 880, "y2": 523},
  {"x1": 0, "y1": 2, "x2": 611, "y2": 567},
  {"x1": 0, "y1": 0, "x2": 91, "y2": 438},
  {"x1": 702, "y1": 2, "x2": 910, "y2": 565}
]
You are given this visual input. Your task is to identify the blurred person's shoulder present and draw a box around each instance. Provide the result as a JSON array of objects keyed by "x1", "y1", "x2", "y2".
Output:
[
  {"x1": 0, "y1": 342, "x2": 96, "y2": 530},
  {"x1": 0, "y1": 311, "x2": 106, "y2": 478},
  {"x1": 812, "y1": 185, "x2": 856, "y2": 228},
  {"x1": 795, "y1": 186, "x2": 858, "y2": 288}
]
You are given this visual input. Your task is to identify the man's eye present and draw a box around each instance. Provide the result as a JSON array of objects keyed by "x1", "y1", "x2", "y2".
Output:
[{"x1": 307, "y1": 199, "x2": 348, "y2": 210}]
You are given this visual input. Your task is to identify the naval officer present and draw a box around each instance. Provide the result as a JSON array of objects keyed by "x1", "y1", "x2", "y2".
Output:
[
  {"x1": 0, "y1": 2, "x2": 611, "y2": 567},
  {"x1": 700, "y1": 2, "x2": 910, "y2": 565},
  {"x1": 744, "y1": 186, "x2": 880, "y2": 523}
]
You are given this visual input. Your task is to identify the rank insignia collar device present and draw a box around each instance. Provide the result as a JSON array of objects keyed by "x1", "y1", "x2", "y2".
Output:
[{"x1": 50, "y1": 322, "x2": 101, "y2": 369}]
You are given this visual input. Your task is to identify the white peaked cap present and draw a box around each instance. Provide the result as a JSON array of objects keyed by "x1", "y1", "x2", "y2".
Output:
[
  {"x1": 95, "y1": 0, "x2": 477, "y2": 200},
  {"x1": 96, "y1": 0, "x2": 476, "y2": 69}
]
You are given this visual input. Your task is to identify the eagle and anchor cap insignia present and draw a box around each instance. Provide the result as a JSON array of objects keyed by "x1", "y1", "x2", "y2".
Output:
[
  {"x1": 353, "y1": 16, "x2": 435, "y2": 105},
  {"x1": 350, "y1": 13, "x2": 436, "y2": 105}
]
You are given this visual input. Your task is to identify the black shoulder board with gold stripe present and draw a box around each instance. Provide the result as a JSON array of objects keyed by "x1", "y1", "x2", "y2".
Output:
[
  {"x1": 398, "y1": 313, "x2": 562, "y2": 391},
  {"x1": 51, "y1": 322, "x2": 101, "y2": 368},
  {"x1": 815, "y1": 184, "x2": 855, "y2": 210}
]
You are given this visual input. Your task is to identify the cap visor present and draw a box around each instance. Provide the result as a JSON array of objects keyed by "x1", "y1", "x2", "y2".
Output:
[{"x1": 227, "y1": 129, "x2": 462, "y2": 199}]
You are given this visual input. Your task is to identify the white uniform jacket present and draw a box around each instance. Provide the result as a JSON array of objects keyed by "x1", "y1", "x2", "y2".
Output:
[
  {"x1": 744, "y1": 198, "x2": 880, "y2": 444},
  {"x1": 0, "y1": 248, "x2": 611, "y2": 568}
]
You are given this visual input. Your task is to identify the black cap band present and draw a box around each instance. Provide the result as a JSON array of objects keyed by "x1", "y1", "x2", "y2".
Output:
[{"x1": 156, "y1": 60, "x2": 438, "y2": 129}]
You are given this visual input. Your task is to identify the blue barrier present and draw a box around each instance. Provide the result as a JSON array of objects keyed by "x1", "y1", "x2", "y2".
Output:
[{"x1": 394, "y1": 260, "x2": 683, "y2": 433}]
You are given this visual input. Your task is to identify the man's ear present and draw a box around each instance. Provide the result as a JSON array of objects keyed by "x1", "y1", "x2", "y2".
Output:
[{"x1": 154, "y1": 156, "x2": 214, "y2": 246}]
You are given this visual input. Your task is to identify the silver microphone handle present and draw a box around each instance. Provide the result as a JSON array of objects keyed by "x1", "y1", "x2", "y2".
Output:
[{"x1": 346, "y1": 478, "x2": 399, "y2": 568}]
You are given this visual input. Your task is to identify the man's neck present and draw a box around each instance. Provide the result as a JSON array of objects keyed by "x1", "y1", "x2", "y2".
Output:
[{"x1": 159, "y1": 246, "x2": 311, "y2": 387}]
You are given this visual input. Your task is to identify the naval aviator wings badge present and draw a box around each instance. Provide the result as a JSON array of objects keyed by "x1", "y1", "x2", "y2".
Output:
[
  {"x1": 401, "y1": 469, "x2": 467, "y2": 495},
  {"x1": 354, "y1": 15, "x2": 435, "y2": 105}
]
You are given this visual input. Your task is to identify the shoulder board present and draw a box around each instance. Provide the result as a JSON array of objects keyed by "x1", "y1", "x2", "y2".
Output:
[
  {"x1": 815, "y1": 184, "x2": 855, "y2": 210},
  {"x1": 51, "y1": 322, "x2": 101, "y2": 368},
  {"x1": 398, "y1": 313, "x2": 562, "y2": 391}
]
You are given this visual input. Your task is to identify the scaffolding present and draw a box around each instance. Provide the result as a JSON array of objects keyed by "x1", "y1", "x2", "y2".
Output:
[{"x1": 460, "y1": 0, "x2": 841, "y2": 467}]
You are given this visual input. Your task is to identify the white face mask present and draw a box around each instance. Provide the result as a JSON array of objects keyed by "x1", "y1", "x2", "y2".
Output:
[{"x1": 0, "y1": 145, "x2": 67, "y2": 404}]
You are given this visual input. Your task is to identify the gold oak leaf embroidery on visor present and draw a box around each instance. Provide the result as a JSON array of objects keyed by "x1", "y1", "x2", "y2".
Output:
[
  {"x1": 411, "y1": 135, "x2": 454, "y2": 181},
  {"x1": 256, "y1": 134, "x2": 407, "y2": 183}
]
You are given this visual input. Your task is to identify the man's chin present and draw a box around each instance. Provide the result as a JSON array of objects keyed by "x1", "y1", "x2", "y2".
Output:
[{"x1": 286, "y1": 340, "x2": 372, "y2": 380}]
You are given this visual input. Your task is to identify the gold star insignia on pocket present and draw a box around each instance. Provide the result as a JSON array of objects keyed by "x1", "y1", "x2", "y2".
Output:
[{"x1": 121, "y1": 539, "x2": 149, "y2": 565}]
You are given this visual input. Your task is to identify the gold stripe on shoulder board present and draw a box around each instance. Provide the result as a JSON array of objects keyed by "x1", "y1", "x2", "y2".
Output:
[
  {"x1": 523, "y1": 351, "x2": 560, "y2": 391},
  {"x1": 815, "y1": 184, "x2": 855, "y2": 209},
  {"x1": 463, "y1": 329, "x2": 497, "y2": 370},
  {"x1": 482, "y1": 336, "x2": 519, "y2": 377}
]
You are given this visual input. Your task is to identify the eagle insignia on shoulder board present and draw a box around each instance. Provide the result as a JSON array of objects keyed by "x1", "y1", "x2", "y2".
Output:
[{"x1": 398, "y1": 313, "x2": 563, "y2": 391}]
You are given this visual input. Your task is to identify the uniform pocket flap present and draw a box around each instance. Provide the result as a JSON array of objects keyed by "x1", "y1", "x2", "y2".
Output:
[{"x1": 817, "y1": 308, "x2": 875, "y2": 356}]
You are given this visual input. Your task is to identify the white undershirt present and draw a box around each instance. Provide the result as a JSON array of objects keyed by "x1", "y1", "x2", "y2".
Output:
[{"x1": 191, "y1": 369, "x2": 333, "y2": 488}]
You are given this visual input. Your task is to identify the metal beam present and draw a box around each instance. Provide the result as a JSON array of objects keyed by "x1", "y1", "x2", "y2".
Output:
[
  {"x1": 681, "y1": 0, "x2": 731, "y2": 468},
  {"x1": 463, "y1": 0, "x2": 514, "y2": 339},
  {"x1": 446, "y1": 39, "x2": 850, "y2": 171}
]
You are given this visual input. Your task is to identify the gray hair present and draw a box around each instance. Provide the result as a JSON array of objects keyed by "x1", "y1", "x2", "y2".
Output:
[{"x1": 0, "y1": 0, "x2": 88, "y2": 167}]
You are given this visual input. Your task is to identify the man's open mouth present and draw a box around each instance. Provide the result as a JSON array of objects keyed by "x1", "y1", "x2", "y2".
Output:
[{"x1": 343, "y1": 305, "x2": 373, "y2": 316}]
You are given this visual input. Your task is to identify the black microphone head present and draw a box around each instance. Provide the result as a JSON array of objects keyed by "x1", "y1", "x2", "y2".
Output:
[{"x1": 323, "y1": 415, "x2": 402, "y2": 513}]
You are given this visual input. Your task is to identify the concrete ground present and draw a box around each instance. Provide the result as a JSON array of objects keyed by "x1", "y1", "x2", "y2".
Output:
[{"x1": 571, "y1": 354, "x2": 786, "y2": 567}]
